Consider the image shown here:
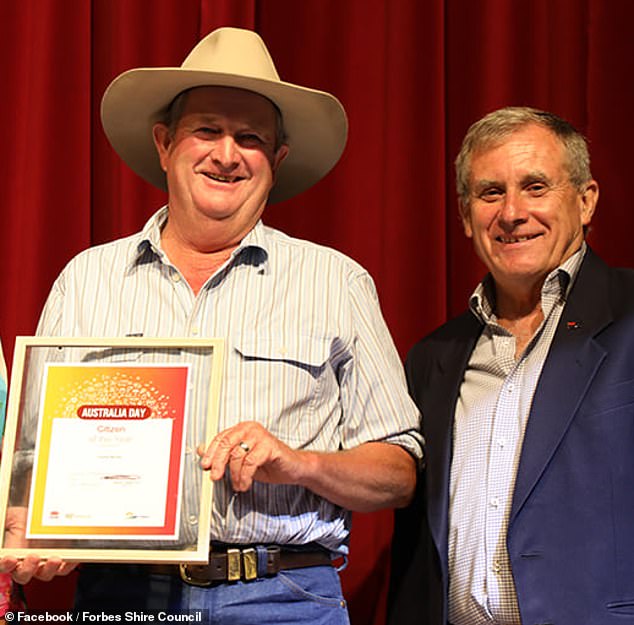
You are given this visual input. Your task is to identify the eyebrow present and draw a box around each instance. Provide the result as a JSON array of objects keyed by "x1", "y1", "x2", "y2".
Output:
[
  {"x1": 472, "y1": 179, "x2": 502, "y2": 195},
  {"x1": 519, "y1": 170, "x2": 552, "y2": 186},
  {"x1": 471, "y1": 170, "x2": 554, "y2": 194},
  {"x1": 189, "y1": 113, "x2": 274, "y2": 138}
]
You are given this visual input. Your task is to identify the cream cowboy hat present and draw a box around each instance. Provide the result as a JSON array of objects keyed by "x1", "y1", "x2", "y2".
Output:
[{"x1": 101, "y1": 27, "x2": 348, "y2": 204}]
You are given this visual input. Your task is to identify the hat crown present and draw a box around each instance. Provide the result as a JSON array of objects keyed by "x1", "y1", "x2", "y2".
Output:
[{"x1": 182, "y1": 27, "x2": 281, "y2": 82}]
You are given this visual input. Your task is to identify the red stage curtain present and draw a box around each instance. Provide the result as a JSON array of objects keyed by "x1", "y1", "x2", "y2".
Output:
[{"x1": 1, "y1": 1, "x2": 634, "y2": 623}]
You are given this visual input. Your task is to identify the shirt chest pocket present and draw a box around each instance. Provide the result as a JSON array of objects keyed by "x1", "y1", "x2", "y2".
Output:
[{"x1": 230, "y1": 336, "x2": 333, "y2": 437}]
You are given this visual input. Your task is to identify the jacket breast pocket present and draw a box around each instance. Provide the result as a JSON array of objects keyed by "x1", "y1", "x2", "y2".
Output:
[
  {"x1": 579, "y1": 377, "x2": 634, "y2": 419},
  {"x1": 231, "y1": 335, "x2": 334, "y2": 444},
  {"x1": 606, "y1": 599, "x2": 634, "y2": 616}
]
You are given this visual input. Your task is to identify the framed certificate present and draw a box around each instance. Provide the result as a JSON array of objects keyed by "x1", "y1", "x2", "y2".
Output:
[{"x1": 0, "y1": 336, "x2": 224, "y2": 564}]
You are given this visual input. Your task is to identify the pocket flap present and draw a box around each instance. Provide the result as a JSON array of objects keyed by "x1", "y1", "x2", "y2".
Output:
[{"x1": 233, "y1": 336, "x2": 330, "y2": 368}]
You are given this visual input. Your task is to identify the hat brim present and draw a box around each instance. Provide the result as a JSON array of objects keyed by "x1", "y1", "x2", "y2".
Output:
[{"x1": 101, "y1": 68, "x2": 348, "y2": 204}]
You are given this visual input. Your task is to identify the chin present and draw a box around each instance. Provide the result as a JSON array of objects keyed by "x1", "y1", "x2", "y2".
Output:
[{"x1": 195, "y1": 199, "x2": 240, "y2": 218}]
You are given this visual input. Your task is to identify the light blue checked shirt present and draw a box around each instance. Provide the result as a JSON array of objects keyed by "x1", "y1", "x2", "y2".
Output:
[
  {"x1": 35, "y1": 207, "x2": 422, "y2": 555},
  {"x1": 448, "y1": 245, "x2": 585, "y2": 625}
]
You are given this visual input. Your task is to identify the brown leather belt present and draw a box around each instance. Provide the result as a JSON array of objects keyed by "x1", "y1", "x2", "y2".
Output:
[{"x1": 148, "y1": 545, "x2": 332, "y2": 586}]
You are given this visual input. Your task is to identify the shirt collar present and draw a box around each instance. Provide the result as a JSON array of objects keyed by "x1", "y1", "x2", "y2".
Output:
[
  {"x1": 127, "y1": 206, "x2": 270, "y2": 271},
  {"x1": 469, "y1": 242, "x2": 587, "y2": 324}
]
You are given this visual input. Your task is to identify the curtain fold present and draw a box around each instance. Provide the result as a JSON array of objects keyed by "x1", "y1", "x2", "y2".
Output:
[{"x1": 2, "y1": 1, "x2": 633, "y2": 622}]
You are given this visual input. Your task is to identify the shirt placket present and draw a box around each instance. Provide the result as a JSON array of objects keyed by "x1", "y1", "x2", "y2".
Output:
[
  {"x1": 164, "y1": 262, "x2": 214, "y2": 540},
  {"x1": 484, "y1": 333, "x2": 523, "y2": 623}
]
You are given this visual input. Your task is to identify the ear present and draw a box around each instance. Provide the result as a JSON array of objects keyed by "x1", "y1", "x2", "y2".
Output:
[
  {"x1": 152, "y1": 123, "x2": 173, "y2": 172},
  {"x1": 459, "y1": 201, "x2": 473, "y2": 238},
  {"x1": 271, "y1": 144, "x2": 290, "y2": 180},
  {"x1": 579, "y1": 179, "x2": 599, "y2": 226}
]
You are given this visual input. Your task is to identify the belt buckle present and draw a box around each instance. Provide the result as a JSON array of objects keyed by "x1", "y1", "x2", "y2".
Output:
[
  {"x1": 226, "y1": 548, "x2": 242, "y2": 582},
  {"x1": 179, "y1": 563, "x2": 212, "y2": 587},
  {"x1": 242, "y1": 547, "x2": 257, "y2": 581}
]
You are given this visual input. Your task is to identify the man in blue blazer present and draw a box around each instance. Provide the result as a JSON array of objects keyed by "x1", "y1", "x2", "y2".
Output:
[{"x1": 388, "y1": 106, "x2": 634, "y2": 625}]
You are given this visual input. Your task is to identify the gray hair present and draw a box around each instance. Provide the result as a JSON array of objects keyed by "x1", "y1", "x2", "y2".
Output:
[
  {"x1": 455, "y1": 106, "x2": 592, "y2": 210},
  {"x1": 163, "y1": 88, "x2": 288, "y2": 151}
]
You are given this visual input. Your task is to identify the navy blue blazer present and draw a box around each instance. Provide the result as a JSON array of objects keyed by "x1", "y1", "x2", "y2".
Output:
[{"x1": 388, "y1": 249, "x2": 634, "y2": 625}]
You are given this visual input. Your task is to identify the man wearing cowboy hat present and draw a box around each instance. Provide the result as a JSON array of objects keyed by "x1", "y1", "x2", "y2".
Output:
[{"x1": 2, "y1": 27, "x2": 422, "y2": 622}]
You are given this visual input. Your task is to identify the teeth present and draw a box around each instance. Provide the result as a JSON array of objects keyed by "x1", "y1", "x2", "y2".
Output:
[
  {"x1": 206, "y1": 173, "x2": 233, "y2": 182},
  {"x1": 499, "y1": 235, "x2": 534, "y2": 243}
]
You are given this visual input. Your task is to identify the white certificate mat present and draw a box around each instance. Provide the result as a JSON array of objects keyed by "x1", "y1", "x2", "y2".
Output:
[{"x1": 27, "y1": 362, "x2": 190, "y2": 541}]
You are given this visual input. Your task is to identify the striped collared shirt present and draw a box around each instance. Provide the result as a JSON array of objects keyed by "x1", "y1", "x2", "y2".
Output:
[
  {"x1": 448, "y1": 245, "x2": 585, "y2": 624},
  {"x1": 35, "y1": 207, "x2": 423, "y2": 554}
]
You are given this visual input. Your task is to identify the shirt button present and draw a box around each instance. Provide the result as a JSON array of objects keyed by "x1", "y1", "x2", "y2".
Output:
[
  {"x1": 189, "y1": 516, "x2": 198, "y2": 525},
  {"x1": 497, "y1": 437, "x2": 507, "y2": 448},
  {"x1": 490, "y1": 497, "x2": 500, "y2": 508},
  {"x1": 278, "y1": 346, "x2": 288, "y2": 356},
  {"x1": 506, "y1": 383, "x2": 514, "y2": 393},
  {"x1": 492, "y1": 560, "x2": 502, "y2": 574},
  {"x1": 171, "y1": 272, "x2": 181, "y2": 283},
  {"x1": 191, "y1": 326, "x2": 199, "y2": 336}
]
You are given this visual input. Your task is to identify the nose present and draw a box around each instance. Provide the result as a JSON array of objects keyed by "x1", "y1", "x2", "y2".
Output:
[
  {"x1": 498, "y1": 189, "x2": 528, "y2": 230},
  {"x1": 211, "y1": 135, "x2": 239, "y2": 170}
]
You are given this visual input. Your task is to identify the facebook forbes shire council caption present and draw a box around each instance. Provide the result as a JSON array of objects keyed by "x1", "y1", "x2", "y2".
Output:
[{"x1": 5, "y1": 613, "x2": 205, "y2": 623}]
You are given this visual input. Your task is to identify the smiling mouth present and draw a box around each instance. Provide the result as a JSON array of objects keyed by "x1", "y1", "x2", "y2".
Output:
[
  {"x1": 203, "y1": 172, "x2": 245, "y2": 183},
  {"x1": 496, "y1": 234, "x2": 541, "y2": 243}
]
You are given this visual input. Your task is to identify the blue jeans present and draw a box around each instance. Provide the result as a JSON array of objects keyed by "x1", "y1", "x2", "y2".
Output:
[{"x1": 75, "y1": 563, "x2": 351, "y2": 625}]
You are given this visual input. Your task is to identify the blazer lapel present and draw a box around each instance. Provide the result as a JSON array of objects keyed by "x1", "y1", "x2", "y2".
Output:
[
  {"x1": 510, "y1": 251, "x2": 613, "y2": 522},
  {"x1": 425, "y1": 314, "x2": 482, "y2": 569}
]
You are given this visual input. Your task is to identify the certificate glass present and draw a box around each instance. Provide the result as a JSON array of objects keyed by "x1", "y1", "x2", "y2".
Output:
[{"x1": 0, "y1": 337, "x2": 224, "y2": 564}]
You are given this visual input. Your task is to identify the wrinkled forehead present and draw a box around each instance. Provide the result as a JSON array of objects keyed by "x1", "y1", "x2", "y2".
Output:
[{"x1": 469, "y1": 125, "x2": 568, "y2": 177}]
